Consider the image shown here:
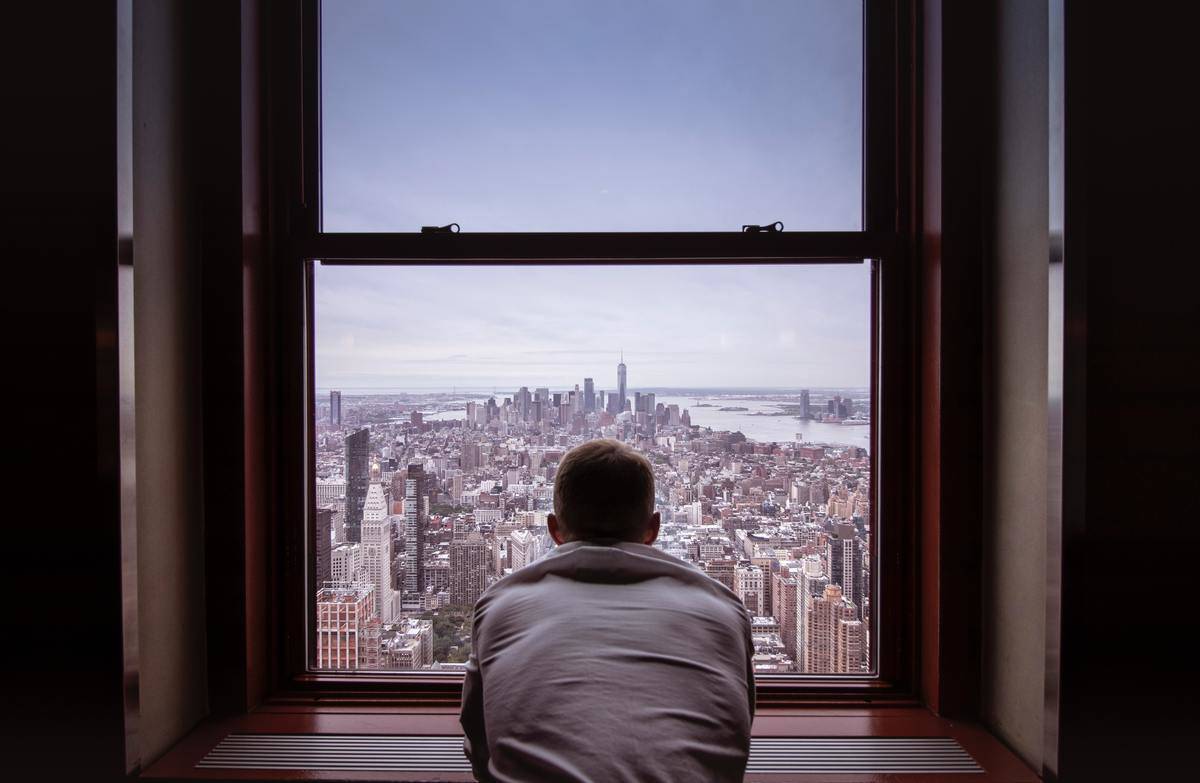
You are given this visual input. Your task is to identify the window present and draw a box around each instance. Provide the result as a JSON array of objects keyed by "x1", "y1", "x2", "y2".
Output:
[
  {"x1": 312, "y1": 261, "x2": 875, "y2": 675},
  {"x1": 321, "y1": 0, "x2": 863, "y2": 232},
  {"x1": 279, "y1": 0, "x2": 911, "y2": 700}
]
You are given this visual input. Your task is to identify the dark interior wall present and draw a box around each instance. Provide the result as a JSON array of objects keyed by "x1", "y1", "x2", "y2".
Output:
[
  {"x1": 133, "y1": 0, "x2": 209, "y2": 764},
  {"x1": 1, "y1": 2, "x2": 214, "y2": 775},
  {"x1": 1053, "y1": 3, "x2": 1200, "y2": 781},
  {"x1": 0, "y1": 4, "x2": 129, "y2": 780},
  {"x1": 982, "y1": 0, "x2": 1048, "y2": 769},
  {"x1": 918, "y1": 0, "x2": 991, "y2": 720}
]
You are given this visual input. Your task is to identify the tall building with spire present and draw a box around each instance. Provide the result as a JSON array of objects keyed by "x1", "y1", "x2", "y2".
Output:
[
  {"x1": 361, "y1": 483, "x2": 393, "y2": 622},
  {"x1": 617, "y1": 352, "x2": 627, "y2": 413}
]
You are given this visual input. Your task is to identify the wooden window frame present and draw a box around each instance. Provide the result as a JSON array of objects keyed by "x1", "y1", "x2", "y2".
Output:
[{"x1": 257, "y1": 0, "x2": 921, "y2": 710}]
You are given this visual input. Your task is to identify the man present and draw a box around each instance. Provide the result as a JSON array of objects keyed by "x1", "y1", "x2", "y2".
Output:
[{"x1": 460, "y1": 439, "x2": 755, "y2": 782}]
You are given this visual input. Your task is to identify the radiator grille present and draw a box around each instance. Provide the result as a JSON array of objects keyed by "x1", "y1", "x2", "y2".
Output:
[{"x1": 197, "y1": 733, "x2": 983, "y2": 775}]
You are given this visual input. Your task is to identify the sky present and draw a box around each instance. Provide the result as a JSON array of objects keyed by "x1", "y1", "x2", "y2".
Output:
[
  {"x1": 315, "y1": 263, "x2": 871, "y2": 391},
  {"x1": 317, "y1": 1, "x2": 866, "y2": 391},
  {"x1": 322, "y1": 0, "x2": 862, "y2": 232}
]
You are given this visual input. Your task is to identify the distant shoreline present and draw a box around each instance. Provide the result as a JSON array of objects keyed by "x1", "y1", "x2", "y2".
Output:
[{"x1": 316, "y1": 386, "x2": 871, "y2": 397}]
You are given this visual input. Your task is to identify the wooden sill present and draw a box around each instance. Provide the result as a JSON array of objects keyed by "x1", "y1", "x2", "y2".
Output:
[{"x1": 141, "y1": 706, "x2": 1039, "y2": 782}]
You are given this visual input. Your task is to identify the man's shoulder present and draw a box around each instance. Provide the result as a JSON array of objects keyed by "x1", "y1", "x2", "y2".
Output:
[{"x1": 477, "y1": 542, "x2": 748, "y2": 617}]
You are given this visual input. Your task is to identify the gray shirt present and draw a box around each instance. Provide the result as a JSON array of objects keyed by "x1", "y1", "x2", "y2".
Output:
[{"x1": 460, "y1": 540, "x2": 755, "y2": 782}]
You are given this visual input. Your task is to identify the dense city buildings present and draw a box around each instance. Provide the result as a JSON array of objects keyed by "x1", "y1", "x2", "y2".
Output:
[
  {"x1": 312, "y1": 358, "x2": 871, "y2": 674},
  {"x1": 382, "y1": 618, "x2": 434, "y2": 668}
]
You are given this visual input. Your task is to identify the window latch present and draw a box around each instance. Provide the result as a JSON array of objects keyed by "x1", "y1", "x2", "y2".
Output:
[
  {"x1": 420, "y1": 222, "x2": 461, "y2": 234},
  {"x1": 742, "y1": 221, "x2": 784, "y2": 233}
]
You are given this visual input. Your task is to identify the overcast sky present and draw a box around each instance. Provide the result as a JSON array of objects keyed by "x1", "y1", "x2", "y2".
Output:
[
  {"x1": 315, "y1": 263, "x2": 871, "y2": 391},
  {"x1": 322, "y1": 0, "x2": 862, "y2": 232},
  {"x1": 317, "y1": 1, "x2": 865, "y2": 391}
]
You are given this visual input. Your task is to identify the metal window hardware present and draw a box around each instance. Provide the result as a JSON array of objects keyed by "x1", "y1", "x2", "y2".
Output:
[
  {"x1": 741, "y1": 221, "x2": 784, "y2": 233},
  {"x1": 420, "y1": 223, "x2": 461, "y2": 234}
]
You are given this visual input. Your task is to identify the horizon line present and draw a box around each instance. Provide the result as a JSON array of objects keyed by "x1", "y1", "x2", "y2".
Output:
[{"x1": 317, "y1": 385, "x2": 870, "y2": 394}]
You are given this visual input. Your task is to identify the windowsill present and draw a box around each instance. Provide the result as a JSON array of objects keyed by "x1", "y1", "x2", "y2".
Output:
[{"x1": 140, "y1": 705, "x2": 1039, "y2": 782}]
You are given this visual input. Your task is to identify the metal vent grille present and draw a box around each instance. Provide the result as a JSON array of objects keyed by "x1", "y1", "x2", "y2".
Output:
[
  {"x1": 746, "y1": 737, "x2": 982, "y2": 774},
  {"x1": 198, "y1": 733, "x2": 983, "y2": 775}
]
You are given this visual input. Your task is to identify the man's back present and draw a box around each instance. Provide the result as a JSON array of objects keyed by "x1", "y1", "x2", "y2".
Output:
[{"x1": 461, "y1": 540, "x2": 755, "y2": 783}]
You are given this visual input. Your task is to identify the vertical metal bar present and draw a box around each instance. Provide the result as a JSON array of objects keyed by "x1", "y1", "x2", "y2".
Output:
[
  {"x1": 864, "y1": 0, "x2": 898, "y2": 234},
  {"x1": 301, "y1": 0, "x2": 322, "y2": 232},
  {"x1": 116, "y1": 0, "x2": 140, "y2": 772},
  {"x1": 305, "y1": 259, "x2": 318, "y2": 671},
  {"x1": 870, "y1": 256, "x2": 881, "y2": 676},
  {"x1": 1043, "y1": 0, "x2": 1065, "y2": 778}
]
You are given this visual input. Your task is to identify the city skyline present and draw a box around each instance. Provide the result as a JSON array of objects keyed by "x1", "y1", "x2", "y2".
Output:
[
  {"x1": 312, "y1": 388, "x2": 873, "y2": 674},
  {"x1": 315, "y1": 263, "x2": 872, "y2": 391}
]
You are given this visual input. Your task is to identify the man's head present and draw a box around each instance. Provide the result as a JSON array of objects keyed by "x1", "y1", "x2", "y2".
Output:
[{"x1": 548, "y1": 439, "x2": 660, "y2": 545}]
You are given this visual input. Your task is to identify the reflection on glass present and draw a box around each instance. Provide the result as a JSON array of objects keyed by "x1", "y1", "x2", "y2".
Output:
[
  {"x1": 322, "y1": 0, "x2": 863, "y2": 232},
  {"x1": 311, "y1": 262, "x2": 875, "y2": 674}
]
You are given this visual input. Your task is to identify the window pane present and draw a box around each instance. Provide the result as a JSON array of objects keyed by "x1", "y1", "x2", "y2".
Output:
[
  {"x1": 311, "y1": 262, "x2": 875, "y2": 675},
  {"x1": 321, "y1": 0, "x2": 863, "y2": 232}
]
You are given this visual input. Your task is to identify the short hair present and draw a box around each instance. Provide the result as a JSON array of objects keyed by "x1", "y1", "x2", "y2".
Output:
[{"x1": 553, "y1": 439, "x2": 655, "y2": 541}]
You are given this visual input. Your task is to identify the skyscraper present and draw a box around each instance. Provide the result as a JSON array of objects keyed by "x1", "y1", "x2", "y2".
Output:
[
  {"x1": 314, "y1": 506, "x2": 333, "y2": 588},
  {"x1": 799, "y1": 389, "x2": 810, "y2": 419},
  {"x1": 450, "y1": 531, "x2": 488, "y2": 606},
  {"x1": 828, "y1": 522, "x2": 865, "y2": 620},
  {"x1": 330, "y1": 390, "x2": 342, "y2": 427},
  {"x1": 583, "y1": 377, "x2": 595, "y2": 412},
  {"x1": 795, "y1": 556, "x2": 828, "y2": 670},
  {"x1": 361, "y1": 483, "x2": 394, "y2": 622},
  {"x1": 404, "y1": 464, "x2": 427, "y2": 594},
  {"x1": 516, "y1": 386, "x2": 531, "y2": 422},
  {"x1": 344, "y1": 428, "x2": 369, "y2": 543},
  {"x1": 803, "y1": 584, "x2": 860, "y2": 674},
  {"x1": 773, "y1": 569, "x2": 799, "y2": 660},
  {"x1": 836, "y1": 618, "x2": 866, "y2": 673},
  {"x1": 617, "y1": 353, "x2": 627, "y2": 413}
]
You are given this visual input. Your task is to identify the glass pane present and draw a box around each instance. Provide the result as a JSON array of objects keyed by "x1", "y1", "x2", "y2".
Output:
[
  {"x1": 321, "y1": 0, "x2": 863, "y2": 232},
  {"x1": 311, "y1": 262, "x2": 875, "y2": 675}
]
